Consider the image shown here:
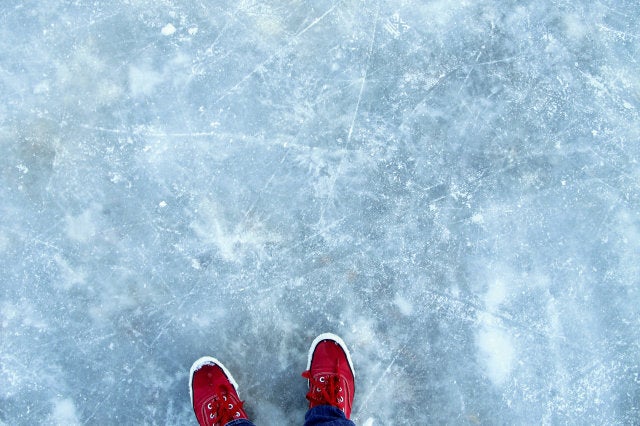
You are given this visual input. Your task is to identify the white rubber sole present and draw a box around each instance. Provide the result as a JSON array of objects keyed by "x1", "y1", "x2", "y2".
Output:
[
  {"x1": 189, "y1": 356, "x2": 240, "y2": 408},
  {"x1": 306, "y1": 332, "x2": 355, "y2": 379}
]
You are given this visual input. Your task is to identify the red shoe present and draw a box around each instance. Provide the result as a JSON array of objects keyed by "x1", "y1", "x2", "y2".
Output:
[
  {"x1": 302, "y1": 333, "x2": 355, "y2": 419},
  {"x1": 189, "y1": 357, "x2": 249, "y2": 426}
]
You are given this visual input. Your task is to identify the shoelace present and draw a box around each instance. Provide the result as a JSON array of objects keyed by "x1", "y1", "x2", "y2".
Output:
[
  {"x1": 204, "y1": 385, "x2": 245, "y2": 426},
  {"x1": 301, "y1": 370, "x2": 346, "y2": 411}
]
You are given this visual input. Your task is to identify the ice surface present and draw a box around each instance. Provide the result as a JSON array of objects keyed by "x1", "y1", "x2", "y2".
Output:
[{"x1": 1, "y1": 1, "x2": 639, "y2": 424}]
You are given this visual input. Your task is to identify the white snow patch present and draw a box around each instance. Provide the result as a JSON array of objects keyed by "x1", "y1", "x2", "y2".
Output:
[
  {"x1": 188, "y1": 27, "x2": 198, "y2": 35},
  {"x1": 349, "y1": 317, "x2": 376, "y2": 346},
  {"x1": 109, "y1": 172, "x2": 124, "y2": 184},
  {"x1": 88, "y1": 292, "x2": 136, "y2": 321},
  {"x1": 363, "y1": 418, "x2": 375, "y2": 426},
  {"x1": 34, "y1": 80, "x2": 50, "y2": 94},
  {"x1": 191, "y1": 258, "x2": 202, "y2": 269},
  {"x1": 96, "y1": 79, "x2": 124, "y2": 104},
  {"x1": 190, "y1": 199, "x2": 280, "y2": 262},
  {"x1": 251, "y1": 7, "x2": 284, "y2": 36},
  {"x1": 191, "y1": 313, "x2": 212, "y2": 328},
  {"x1": 484, "y1": 278, "x2": 507, "y2": 311},
  {"x1": 64, "y1": 209, "x2": 97, "y2": 243},
  {"x1": 418, "y1": 1, "x2": 473, "y2": 28},
  {"x1": 49, "y1": 398, "x2": 80, "y2": 426},
  {"x1": 383, "y1": 13, "x2": 409, "y2": 38},
  {"x1": 476, "y1": 315, "x2": 515, "y2": 386},
  {"x1": 1, "y1": 301, "x2": 47, "y2": 330},
  {"x1": 471, "y1": 213, "x2": 484, "y2": 224},
  {"x1": 563, "y1": 13, "x2": 588, "y2": 40},
  {"x1": 142, "y1": 137, "x2": 172, "y2": 164},
  {"x1": 161, "y1": 23, "x2": 176, "y2": 36},
  {"x1": 159, "y1": 200, "x2": 167, "y2": 208},
  {"x1": 476, "y1": 271, "x2": 516, "y2": 386},
  {"x1": 53, "y1": 254, "x2": 87, "y2": 289},
  {"x1": 128, "y1": 64, "x2": 164, "y2": 97},
  {"x1": 394, "y1": 294, "x2": 414, "y2": 316},
  {"x1": 450, "y1": 284, "x2": 460, "y2": 298}
]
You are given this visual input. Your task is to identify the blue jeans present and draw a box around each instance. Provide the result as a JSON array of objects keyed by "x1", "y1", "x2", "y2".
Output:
[
  {"x1": 226, "y1": 405, "x2": 355, "y2": 426},
  {"x1": 304, "y1": 405, "x2": 355, "y2": 426}
]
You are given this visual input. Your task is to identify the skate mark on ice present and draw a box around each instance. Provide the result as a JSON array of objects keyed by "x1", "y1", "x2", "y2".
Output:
[
  {"x1": 296, "y1": 2, "x2": 341, "y2": 37},
  {"x1": 242, "y1": 150, "x2": 290, "y2": 222},
  {"x1": 457, "y1": 50, "x2": 482, "y2": 96},
  {"x1": 215, "y1": 3, "x2": 342, "y2": 104},
  {"x1": 596, "y1": 24, "x2": 639, "y2": 40},
  {"x1": 356, "y1": 344, "x2": 405, "y2": 415},
  {"x1": 347, "y1": 3, "x2": 379, "y2": 144}
]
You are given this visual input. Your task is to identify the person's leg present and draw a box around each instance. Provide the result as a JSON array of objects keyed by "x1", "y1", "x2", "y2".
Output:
[
  {"x1": 301, "y1": 333, "x2": 356, "y2": 426},
  {"x1": 221, "y1": 421, "x2": 254, "y2": 426},
  {"x1": 304, "y1": 405, "x2": 355, "y2": 426},
  {"x1": 189, "y1": 356, "x2": 255, "y2": 426},
  {"x1": 222, "y1": 421, "x2": 254, "y2": 426}
]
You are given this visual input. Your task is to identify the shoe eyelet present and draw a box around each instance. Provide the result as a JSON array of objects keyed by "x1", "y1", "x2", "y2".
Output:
[
  {"x1": 228, "y1": 403, "x2": 233, "y2": 409},
  {"x1": 235, "y1": 412, "x2": 241, "y2": 418},
  {"x1": 207, "y1": 403, "x2": 212, "y2": 410},
  {"x1": 319, "y1": 376, "x2": 325, "y2": 383},
  {"x1": 337, "y1": 396, "x2": 344, "y2": 403},
  {"x1": 209, "y1": 413, "x2": 215, "y2": 419},
  {"x1": 223, "y1": 395, "x2": 228, "y2": 401}
]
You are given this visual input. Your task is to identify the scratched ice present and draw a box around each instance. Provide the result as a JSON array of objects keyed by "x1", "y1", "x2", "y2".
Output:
[{"x1": 1, "y1": 1, "x2": 639, "y2": 424}]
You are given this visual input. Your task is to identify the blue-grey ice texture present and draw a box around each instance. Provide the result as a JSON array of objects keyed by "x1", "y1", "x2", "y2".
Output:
[{"x1": 1, "y1": 1, "x2": 639, "y2": 424}]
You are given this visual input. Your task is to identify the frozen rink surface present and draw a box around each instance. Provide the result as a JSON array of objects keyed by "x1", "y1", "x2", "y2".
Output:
[{"x1": 1, "y1": 1, "x2": 639, "y2": 424}]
